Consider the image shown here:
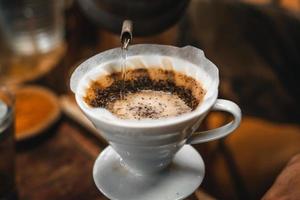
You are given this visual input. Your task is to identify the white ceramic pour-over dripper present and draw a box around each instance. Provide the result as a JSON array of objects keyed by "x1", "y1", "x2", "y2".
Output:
[{"x1": 70, "y1": 44, "x2": 241, "y2": 174}]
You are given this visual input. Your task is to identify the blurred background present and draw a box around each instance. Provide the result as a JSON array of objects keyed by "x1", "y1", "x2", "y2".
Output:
[{"x1": 0, "y1": 0, "x2": 299, "y2": 199}]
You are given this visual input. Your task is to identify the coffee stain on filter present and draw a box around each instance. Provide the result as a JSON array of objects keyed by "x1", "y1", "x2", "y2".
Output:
[
  {"x1": 129, "y1": 58, "x2": 146, "y2": 69},
  {"x1": 161, "y1": 57, "x2": 174, "y2": 71}
]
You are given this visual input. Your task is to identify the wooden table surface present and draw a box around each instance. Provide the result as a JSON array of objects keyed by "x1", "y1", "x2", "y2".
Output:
[{"x1": 16, "y1": 122, "x2": 103, "y2": 200}]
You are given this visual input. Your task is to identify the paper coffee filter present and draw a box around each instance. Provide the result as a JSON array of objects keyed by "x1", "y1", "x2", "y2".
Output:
[
  {"x1": 71, "y1": 44, "x2": 219, "y2": 124},
  {"x1": 71, "y1": 44, "x2": 219, "y2": 94}
]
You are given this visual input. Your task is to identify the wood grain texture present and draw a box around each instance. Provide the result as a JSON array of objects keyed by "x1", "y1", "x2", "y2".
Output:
[{"x1": 16, "y1": 123, "x2": 106, "y2": 200}]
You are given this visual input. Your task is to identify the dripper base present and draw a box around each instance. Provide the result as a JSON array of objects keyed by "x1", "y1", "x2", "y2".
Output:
[{"x1": 93, "y1": 145, "x2": 205, "y2": 200}]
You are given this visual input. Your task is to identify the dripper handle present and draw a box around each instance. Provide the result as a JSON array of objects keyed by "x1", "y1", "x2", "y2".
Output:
[{"x1": 187, "y1": 99, "x2": 241, "y2": 144}]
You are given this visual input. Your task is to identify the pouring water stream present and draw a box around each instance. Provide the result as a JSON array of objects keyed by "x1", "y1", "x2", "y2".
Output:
[{"x1": 120, "y1": 20, "x2": 133, "y2": 99}]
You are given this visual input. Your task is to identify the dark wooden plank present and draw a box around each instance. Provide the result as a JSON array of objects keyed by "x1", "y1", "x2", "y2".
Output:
[{"x1": 16, "y1": 122, "x2": 107, "y2": 200}]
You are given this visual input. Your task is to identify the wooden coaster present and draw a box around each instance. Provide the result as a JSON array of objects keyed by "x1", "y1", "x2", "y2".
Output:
[{"x1": 15, "y1": 85, "x2": 61, "y2": 141}]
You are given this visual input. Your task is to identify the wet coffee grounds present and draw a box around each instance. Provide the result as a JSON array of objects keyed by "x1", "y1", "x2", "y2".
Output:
[{"x1": 84, "y1": 68, "x2": 203, "y2": 111}]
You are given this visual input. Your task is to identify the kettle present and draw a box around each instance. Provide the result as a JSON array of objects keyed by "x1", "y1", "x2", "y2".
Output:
[{"x1": 76, "y1": 0, "x2": 190, "y2": 36}]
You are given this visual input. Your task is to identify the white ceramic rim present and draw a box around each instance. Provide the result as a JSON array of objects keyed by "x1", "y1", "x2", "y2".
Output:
[{"x1": 71, "y1": 44, "x2": 219, "y2": 129}]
